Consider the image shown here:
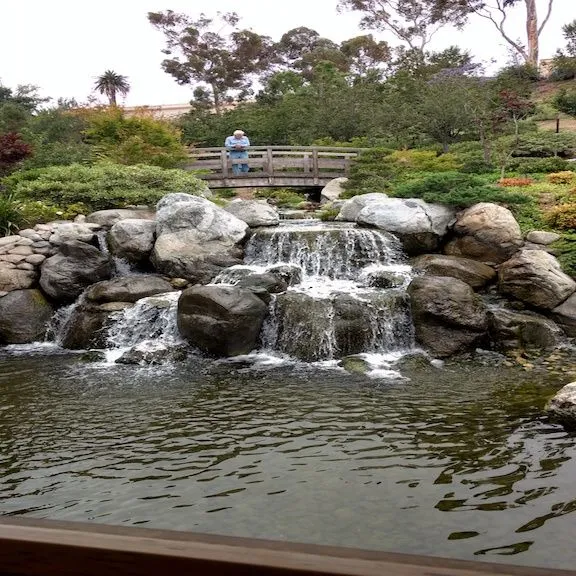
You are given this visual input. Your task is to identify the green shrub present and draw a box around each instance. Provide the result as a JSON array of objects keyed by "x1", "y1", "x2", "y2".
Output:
[
  {"x1": 4, "y1": 163, "x2": 206, "y2": 211},
  {"x1": 544, "y1": 203, "x2": 576, "y2": 230},
  {"x1": 391, "y1": 172, "x2": 531, "y2": 207},
  {"x1": 0, "y1": 191, "x2": 23, "y2": 235},
  {"x1": 214, "y1": 188, "x2": 237, "y2": 199},
  {"x1": 511, "y1": 132, "x2": 576, "y2": 158},
  {"x1": 254, "y1": 188, "x2": 303, "y2": 207},
  {"x1": 507, "y1": 157, "x2": 570, "y2": 173},
  {"x1": 547, "y1": 171, "x2": 576, "y2": 185},
  {"x1": 552, "y1": 233, "x2": 576, "y2": 278},
  {"x1": 318, "y1": 207, "x2": 340, "y2": 221}
]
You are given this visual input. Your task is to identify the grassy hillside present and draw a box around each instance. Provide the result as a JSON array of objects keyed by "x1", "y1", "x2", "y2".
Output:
[{"x1": 533, "y1": 79, "x2": 576, "y2": 133}]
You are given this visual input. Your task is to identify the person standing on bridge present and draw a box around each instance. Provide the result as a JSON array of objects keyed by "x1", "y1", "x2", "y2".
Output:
[{"x1": 225, "y1": 130, "x2": 250, "y2": 175}]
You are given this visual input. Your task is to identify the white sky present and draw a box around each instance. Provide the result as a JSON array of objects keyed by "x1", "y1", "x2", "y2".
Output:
[{"x1": 0, "y1": 0, "x2": 574, "y2": 106}]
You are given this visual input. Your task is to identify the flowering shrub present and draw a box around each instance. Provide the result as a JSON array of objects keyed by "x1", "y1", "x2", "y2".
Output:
[
  {"x1": 498, "y1": 177, "x2": 534, "y2": 187},
  {"x1": 547, "y1": 171, "x2": 576, "y2": 185}
]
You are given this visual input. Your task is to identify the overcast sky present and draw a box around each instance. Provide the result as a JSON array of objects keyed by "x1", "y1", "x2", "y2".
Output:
[{"x1": 0, "y1": 0, "x2": 573, "y2": 106}]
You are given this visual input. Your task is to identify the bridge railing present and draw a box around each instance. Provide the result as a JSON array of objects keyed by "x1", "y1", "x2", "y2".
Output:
[{"x1": 186, "y1": 146, "x2": 363, "y2": 181}]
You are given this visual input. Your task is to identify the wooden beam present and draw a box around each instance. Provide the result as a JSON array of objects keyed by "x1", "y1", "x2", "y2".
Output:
[{"x1": 0, "y1": 518, "x2": 574, "y2": 576}]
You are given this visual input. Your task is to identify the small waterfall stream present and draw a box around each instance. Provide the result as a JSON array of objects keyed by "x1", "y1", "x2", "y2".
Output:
[{"x1": 214, "y1": 221, "x2": 415, "y2": 363}]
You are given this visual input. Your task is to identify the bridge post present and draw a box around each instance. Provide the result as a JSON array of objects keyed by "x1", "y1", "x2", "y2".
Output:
[
  {"x1": 266, "y1": 147, "x2": 273, "y2": 178},
  {"x1": 220, "y1": 149, "x2": 229, "y2": 179},
  {"x1": 312, "y1": 148, "x2": 319, "y2": 185}
]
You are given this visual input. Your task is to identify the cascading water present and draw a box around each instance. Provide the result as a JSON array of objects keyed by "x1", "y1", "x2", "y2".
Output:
[
  {"x1": 95, "y1": 230, "x2": 133, "y2": 277},
  {"x1": 214, "y1": 220, "x2": 415, "y2": 363},
  {"x1": 104, "y1": 291, "x2": 183, "y2": 363}
]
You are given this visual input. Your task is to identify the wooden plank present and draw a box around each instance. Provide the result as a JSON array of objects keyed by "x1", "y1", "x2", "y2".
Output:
[{"x1": 0, "y1": 518, "x2": 574, "y2": 576}]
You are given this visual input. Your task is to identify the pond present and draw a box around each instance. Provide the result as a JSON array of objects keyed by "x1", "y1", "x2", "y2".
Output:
[{"x1": 1, "y1": 348, "x2": 576, "y2": 569}]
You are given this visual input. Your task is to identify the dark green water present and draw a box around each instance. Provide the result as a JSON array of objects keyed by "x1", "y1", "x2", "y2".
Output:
[{"x1": 1, "y1": 349, "x2": 576, "y2": 569}]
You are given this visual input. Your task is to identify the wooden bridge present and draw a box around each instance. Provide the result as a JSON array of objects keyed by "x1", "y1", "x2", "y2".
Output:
[{"x1": 185, "y1": 146, "x2": 362, "y2": 188}]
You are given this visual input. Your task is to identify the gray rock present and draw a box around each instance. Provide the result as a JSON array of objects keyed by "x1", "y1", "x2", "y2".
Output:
[
  {"x1": 357, "y1": 198, "x2": 456, "y2": 255},
  {"x1": 267, "y1": 265, "x2": 303, "y2": 286},
  {"x1": 40, "y1": 241, "x2": 112, "y2": 303},
  {"x1": 408, "y1": 276, "x2": 488, "y2": 357},
  {"x1": 444, "y1": 203, "x2": 523, "y2": 264},
  {"x1": 0, "y1": 235, "x2": 20, "y2": 247},
  {"x1": 237, "y1": 273, "x2": 288, "y2": 295},
  {"x1": 49, "y1": 222, "x2": 96, "y2": 245},
  {"x1": 9, "y1": 245, "x2": 33, "y2": 256},
  {"x1": 488, "y1": 309, "x2": 564, "y2": 352},
  {"x1": 0, "y1": 289, "x2": 53, "y2": 344},
  {"x1": 526, "y1": 231, "x2": 561, "y2": 245},
  {"x1": 320, "y1": 177, "x2": 348, "y2": 204},
  {"x1": 361, "y1": 270, "x2": 407, "y2": 289},
  {"x1": 546, "y1": 382, "x2": 576, "y2": 429},
  {"x1": 177, "y1": 285, "x2": 267, "y2": 357},
  {"x1": 336, "y1": 193, "x2": 389, "y2": 222},
  {"x1": 116, "y1": 343, "x2": 188, "y2": 365},
  {"x1": 17, "y1": 229, "x2": 42, "y2": 241},
  {"x1": 498, "y1": 249, "x2": 576, "y2": 310},
  {"x1": 152, "y1": 231, "x2": 244, "y2": 284},
  {"x1": 84, "y1": 275, "x2": 174, "y2": 304},
  {"x1": 225, "y1": 200, "x2": 280, "y2": 227},
  {"x1": 108, "y1": 219, "x2": 156, "y2": 265},
  {"x1": 25, "y1": 254, "x2": 46, "y2": 265},
  {"x1": 86, "y1": 208, "x2": 156, "y2": 228},
  {"x1": 15, "y1": 237, "x2": 34, "y2": 246},
  {"x1": 60, "y1": 301, "x2": 132, "y2": 349},
  {"x1": 16, "y1": 263, "x2": 36, "y2": 271},
  {"x1": 3, "y1": 254, "x2": 27, "y2": 264},
  {"x1": 552, "y1": 293, "x2": 576, "y2": 337},
  {"x1": 412, "y1": 254, "x2": 496, "y2": 290},
  {"x1": 0, "y1": 268, "x2": 37, "y2": 292}
]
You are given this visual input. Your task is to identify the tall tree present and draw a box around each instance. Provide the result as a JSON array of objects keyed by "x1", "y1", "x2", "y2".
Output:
[
  {"x1": 340, "y1": 35, "x2": 391, "y2": 79},
  {"x1": 94, "y1": 70, "x2": 130, "y2": 106},
  {"x1": 148, "y1": 10, "x2": 273, "y2": 113},
  {"x1": 337, "y1": 0, "x2": 470, "y2": 52},
  {"x1": 466, "y1": 0, "x2": 554, "y2": 66}
]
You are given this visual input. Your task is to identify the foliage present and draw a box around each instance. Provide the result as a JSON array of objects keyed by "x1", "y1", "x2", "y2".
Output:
[
  {"x1": 391, "y1": 172, "x2": 531, "y2": 207},
  {"x1": 544, "y1": 203, "x2": 576, "y2": 230},
  {"x1": 148, "y1": 10, "x2": 274, "y2": 111},
  {"x1": 0, "y1": 132, "x2": 33, "y2": 175},
  {"x1": 552, "y1": 233, "x2": 576, "y2": 278},
  {"x1": 253, "y1": 188, "x2": 304, "y2": 207},
  {"x1": 554, "y1": 89, "x2": 576, "y2": 117},
  {"x1": 4, "y1": 163, "x2": 206, "y2": 211},
  {"x1": 507, "y1": 156, "x2": 570, "y2": 173},
  {"x1": 499, "y1": 177, "x2": 533, "y2": 186},
  {"x1": 0, "y1": 191, "x2": 23, "y2": 235},
  {"x1": 547, "y1": 171, "x2": 576, "y2": 184},
  {"x1": 82, "y1": 108, "x2": 187, "y2": 168},
  {"x1": 318, "y1": 207, "x2": 341, "y2": 221},
  {"x1": 509, "y1": 131, "x2": 576, "y2": 158},
  {"x1": 94, "y1": 70, "x2": 130, "y2": 106}
]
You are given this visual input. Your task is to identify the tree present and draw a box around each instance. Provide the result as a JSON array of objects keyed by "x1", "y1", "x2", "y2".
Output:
[
  {"x1": 554, "y1": 89, "x2": 576, "y2": 117},
  {"x1": 94, "y1": 70, "x2": 130, "y2": 106},
  {"x1": 340, "y1": 35, "x2": 391, "y2": 79},
  {"x1": 148, "y1": 10, "x2": 273, "y2": 113},
  {"x1": 551, "y1": 19, "x2": 576, "y2": 80},
  {"x1": 466, "y1": 0, "x2": 554, "y2": 66},
  {"x1": 0, "y1": 132, "x2": 33, "y2": 175},
  {"x1": 337, "y1": 0, "x2": 470, "y2": 52}
]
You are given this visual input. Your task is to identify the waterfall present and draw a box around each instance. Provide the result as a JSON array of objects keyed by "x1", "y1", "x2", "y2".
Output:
[
  {"x1": 104, "y1": 291, "x2": 183, "y2": 363},
  {"x1": 221, "y1": 221, "x2": 415, "y2": 361},
  {"x1": 95, "y1": 230, "x2": 133, "y2": 277}
]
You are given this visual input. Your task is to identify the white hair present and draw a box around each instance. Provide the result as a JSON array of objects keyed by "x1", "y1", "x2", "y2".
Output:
[{"x1": 233, "y1": 130, "x2": 244, "y2": 136}]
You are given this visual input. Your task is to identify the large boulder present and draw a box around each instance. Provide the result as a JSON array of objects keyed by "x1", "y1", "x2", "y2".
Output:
[
  {"x1": 408, "y1": 276, "x2": 488, "y2": 357},
  {"x1": 412, "y1": 254, "x2": 496, "y2": 290},
  {"x1": 552, "y1": 293, "x2": 576, "y2": 337},
  {"x1": 225, "y1": 200, "x2": 279, "y2": 227},
  {"x1": 546, "y1": 382, "x2": 576, "y2": 430},
  {"x1": 0, "y1": 289, "x2": 53, "y2": 344},
  {"x1": 498, "y1": 249, "x2": 576, "y2": 310},
  {"x1": 84, "y1": 275, "x2": 174, "y2": 304},
  {"x1": 108, "y1": 219, "x2": 156, "y2": 265},
  {"x1": 488, "y1": 309, "x2": 564, "y2": 352},
  {"x1": 356, "y1": 198, "x2": 456, "y2": 255},
  {"x1": 236, "y1": 273, "x2": 288, "y2": 295},
  {"x1": 86, "y1": 208, "x2": 156, "y2": 228},
  {"x1": 320, "y1": 177, "x2": 348, "y2": 204},
  {"x1": 0, "y1": 266, "x2": 37, "y2": 293},
  {"x1": 40, "y1": 241, "x2": 112, "y2": 303},
  {"x1": 60, "y1": 301, "x2": 132, "y2": 349},
  {"x1": 152, "y1": 194, "x2": 248, "y2": 284},
  {"x1": 177, "y1": 285, "x2": 267, "y2": 356},
  {"x1": 49, "y1": 222, "x2": 99, "y2": 245},
  {"x1": 336, "y1": 193, "x2": 389, "y2": 222},
  {"x1": 444, "y1": 203, "x2": 523, "y2": 264}
]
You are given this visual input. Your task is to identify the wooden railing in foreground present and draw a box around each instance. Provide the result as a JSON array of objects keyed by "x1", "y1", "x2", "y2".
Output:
[
  {"x1": 0, "y1": 518, "x2": 575, "y2": 576},
  {"x1": 185, "y1": 146, "x2": 363, "y2": 188}
]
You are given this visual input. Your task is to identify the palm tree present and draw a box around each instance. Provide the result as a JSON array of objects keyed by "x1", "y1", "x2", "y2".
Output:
[{"x1": 94, "y1": 70, "x2": 130, "y2": 106}]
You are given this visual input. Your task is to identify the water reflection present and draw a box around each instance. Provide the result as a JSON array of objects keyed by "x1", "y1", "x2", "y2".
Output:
[{"x1": 0, "y1": 352, "x2": 576, "y2": 569}]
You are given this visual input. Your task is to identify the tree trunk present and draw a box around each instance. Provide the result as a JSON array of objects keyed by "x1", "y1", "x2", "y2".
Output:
[
  {"x1": 212, "y1": 85, "x2": 221, "y2": 115},
  {"x1": 525, "y1": 0, "x2": 539, "y2": 66},
  {"x1": 109, "y1": 90, "x2": 117, "y2": 107}
]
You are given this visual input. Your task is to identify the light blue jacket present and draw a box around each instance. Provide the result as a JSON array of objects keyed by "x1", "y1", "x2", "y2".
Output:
[{"x1": 225, "y1": 135, "x2": 250, "y2": 157}]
